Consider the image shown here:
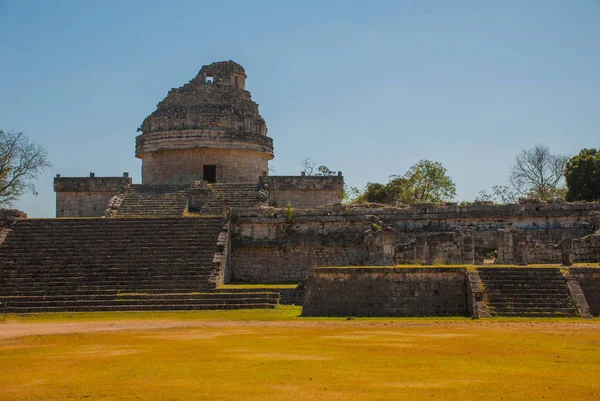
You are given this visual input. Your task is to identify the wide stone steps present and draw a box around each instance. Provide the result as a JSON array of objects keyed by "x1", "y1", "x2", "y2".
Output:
[
  {"x1": 0, "y1": 291, "x2": 279, "y2": 313},
  {"x1": 2, "y1": 253, "x2": 216, "y2": 260},
  {"x1": 0, "y1": 278, "x2": 212, "y2": 287},
  {"x1": 0, "y1": 282, "x2": 214, "y2": 294},
  {"x1": 0, "y1": 217, "x2": 278, "y2": 312},
  {"x1": 0, "y1": 292, "x2": 279, "y2": 302},
  {"x1": 1, "y1": 303, "x2": 278, "y2": 313},
  {"x1": 114, "y1": 185, "x2": 190, "y2": 217},
  {"x1": 486, "y1": 310, "x2": 577, "y2": 318},
  {"x1": 1, "y1": 287, "x2": 217, "y2": 296},
  {"x1": 478, "y1": 268, "x2": 578, "y2": 317},
  {"x1": 201, "y1": 183, "x2": 265, "y2": 213}
]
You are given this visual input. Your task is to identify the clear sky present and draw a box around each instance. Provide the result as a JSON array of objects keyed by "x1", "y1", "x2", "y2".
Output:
[{"x1": 1, "y1": 0, "x2": 598, "y2": 217}]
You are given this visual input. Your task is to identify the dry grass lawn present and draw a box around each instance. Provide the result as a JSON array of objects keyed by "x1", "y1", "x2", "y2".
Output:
[{"x1": 1, "y1": 307, "x2": 599, "y2": 401}]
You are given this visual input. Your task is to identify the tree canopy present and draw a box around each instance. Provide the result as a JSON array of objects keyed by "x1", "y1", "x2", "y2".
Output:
[
  {"x1": 356, "y1": 160, "x2": 456, "y2": 205},
  {"x1": 565, "y1": 148, "x2": 600, "y2": 202},
  {"x1": 0, "y1": 130, "x2": 51, "y2": 206}
]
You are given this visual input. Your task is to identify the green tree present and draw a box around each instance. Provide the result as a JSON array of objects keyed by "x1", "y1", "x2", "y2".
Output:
[
  {"x1": 356, "y1": 160, "x2": 456, "y2": 205},
  {"x1": 359, "y1": 182, "x2": 392, "y2": 203},
  {"x1": 396, "y1": 160, "x2": 456, "y2": 204},
  {"x1": 0, "y1": 130, "x2": 51, "y2": 206},
  {"x1": 565, "y1": 148, "x2": 600, "y2": 202}
]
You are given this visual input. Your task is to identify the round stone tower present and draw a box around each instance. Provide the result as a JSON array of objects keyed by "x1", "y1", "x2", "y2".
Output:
[{"x1": 136, "y1": 60, "x2": 274, "y2": 185}]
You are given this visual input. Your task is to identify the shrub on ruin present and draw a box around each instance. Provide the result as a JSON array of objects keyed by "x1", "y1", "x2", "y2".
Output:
[
  {"x1": 285, "y1": 203, "x2": 294, "y2": 225},
  {"x1": 0, "y1": 130, "x2": 51, "y2": 206}
]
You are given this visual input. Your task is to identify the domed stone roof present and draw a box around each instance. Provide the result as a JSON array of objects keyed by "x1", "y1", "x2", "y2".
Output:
[{"x1": 136, "y1": 60, "x2": 273, "y2": 158}]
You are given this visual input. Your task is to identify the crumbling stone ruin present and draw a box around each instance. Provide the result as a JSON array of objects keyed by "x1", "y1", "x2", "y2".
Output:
[
  {"x1": 1, "y1": 60, "x2": 599, "y2": 317},
  {"x1": 136, "y1": 61, "x2": 272, "y2": 185}
]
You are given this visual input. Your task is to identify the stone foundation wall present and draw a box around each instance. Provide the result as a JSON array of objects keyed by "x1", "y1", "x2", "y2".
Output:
[
  {"x1": 278, "y1": 287, "x2": 305, "y2": 305},
  {"x1": 230, "y1": 205, "x2": 600, "y2": 284},
  {"x1": 569, "y1": 268, "x2": 600, "y2": 316},
  {"x1": 261, "y1": 175, "x2": 344, "y2": 209},
  {"x1": 394, "y1": 232, "x2": 475, "y2": 264},
  {"x1": 496, "y1": 230, "x2": 599, "y2": 264},
  {"x1": 365, "y1": 202, "x2": 600, "y2": 231},
  {"x1": 230, "y1": 215, "x2": 363, "y2": 282},
  {"x1": 231, "y1": 245, "x2": 363, "y2": 283},
  {"x1": 209, "y1": 221, "x2": 230, "y2": 288},
  {"x1": 573, "y1": 234, "x2": 600, "y2": 263},
  {"x1": 302, "y1": 267, "x2": 469, "y2": 317},
  {"x1": 54, "y1": 174, "x2": 131, "y2": 217},
  {"x1": 141, "y1": 148, "x2": 269, "y2": 185}
]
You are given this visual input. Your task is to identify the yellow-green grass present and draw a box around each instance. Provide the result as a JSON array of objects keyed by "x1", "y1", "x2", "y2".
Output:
[
  {"x1": 1, "y1": 308, "x2": 599, "y2": 401},
  {"x1": 218, "y1": 283, "x2": 299, "y2": 290},
  {"x1": 321, "y1": 263, "x2": 599, "y2": 269}
]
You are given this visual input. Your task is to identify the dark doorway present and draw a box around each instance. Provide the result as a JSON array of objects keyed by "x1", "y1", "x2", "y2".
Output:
[{"x1": 203, "y1": 165, "x2": 216, "y2": 183}]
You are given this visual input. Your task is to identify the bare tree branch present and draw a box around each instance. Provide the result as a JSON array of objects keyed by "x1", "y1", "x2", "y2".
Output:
[
  {"x1": 301, "y1": 157, "x2": 316, "y2": 176},
  {"x1": 509, "y1": 144, "x2": 567, "y2": 201},
  {"x1": 0, "y1": 130, "x2": 52, "y2": 205}
]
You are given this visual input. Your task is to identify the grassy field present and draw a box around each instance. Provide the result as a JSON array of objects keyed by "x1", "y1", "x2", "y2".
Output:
[
  {"x1": 323, "y1": 263, "x2": 600, "y2": 269},
  {"x1": 1, "y1": 307, "x2": 599, "y2": 401}
]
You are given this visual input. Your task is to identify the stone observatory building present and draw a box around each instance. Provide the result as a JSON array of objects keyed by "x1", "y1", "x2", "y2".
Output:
[
  {"x1": 53, "y1": 60, "x2": 344, "y2": 218},
  {"x1": 136, "y1": 61, "x2": 274, "y2": 185},
  {"x1": 1, "y1": 59, "x2": 599, "y2": 317}
]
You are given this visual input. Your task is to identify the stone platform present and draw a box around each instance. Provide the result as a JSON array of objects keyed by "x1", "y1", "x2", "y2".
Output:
[
  {"x1": 301, "y1": 266, "x2": 598, "y2": 318},
  {"x1": 0, "y1": 217, "x2": 280, "y2": 313}
]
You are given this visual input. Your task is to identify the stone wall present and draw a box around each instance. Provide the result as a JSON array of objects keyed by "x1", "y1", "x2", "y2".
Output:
[
  {"x1": 0, "y1": 209, "x2": 27, "y2": 226},
  {"x1": 395, "y1": 232, "x2": 475, "y2": 264},
  {"x1": 302, "y1": 267, "x2": 469, "y2": 317},
  {"x1": 229, "y1": 204, "x2": 600, "y2": 283},
  {"x1": 140, "y1": 147, "x2": 269, "y2": 185},
  {"x1": 230, "y1": 214, "x2": 363, "y2": 282},
  {"x1": 54, "y1": 174, "x2": 131, "y2": 217},
  {"x1": 261, "y1": 175, "x2": 344, "y2": 209},
  {"x1": 0, "y1": 209, "x2": 26, "y2": 245},
  {"x1": 362, "y1": 202, "x2": 600, "y2": 231},
  {"x1": 231, "y1": 245, "x2": 363, "y2": 283},
  {"x1": 209, "y1": 220, "x2": 231, "y2": 288},
  {"x1": 573, "y1": 234, "x2": 600, "y2": 263},
  {"x1": 569, "y1": 268, "x2": 600, "y2": 316}
]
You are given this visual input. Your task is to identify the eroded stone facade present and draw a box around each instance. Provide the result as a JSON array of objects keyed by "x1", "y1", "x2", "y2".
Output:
[
  {"x1": 261, "y1": 175, "x2": 344, "y2": 209},
  {"x1": 302, "y1": 267, "x2": 469, "y2": 317},
  {"x1": 53, "y1": 60, "x2": 345, "y2": 217},
  {"x1": 54, "y1": 174, "x2": 132, "y2": 217},
  {"x1": 141, "y1": 148, "x2": 269, "y2": 185},
  {"x1": 136, "y1": 60, "x2": 273, "y2": 184},
  {"x1": 229, "y1": 203, "x2": 600, "y2": 282}
]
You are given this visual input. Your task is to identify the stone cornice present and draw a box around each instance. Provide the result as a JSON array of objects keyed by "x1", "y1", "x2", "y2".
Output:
[{"x1": 135, "y1": 130, "x2": 274, "y2": 158}]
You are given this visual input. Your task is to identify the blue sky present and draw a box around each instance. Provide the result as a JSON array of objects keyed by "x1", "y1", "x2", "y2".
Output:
[{"x1": 1, "y1": 0, "x2": 598, "y2": 217}]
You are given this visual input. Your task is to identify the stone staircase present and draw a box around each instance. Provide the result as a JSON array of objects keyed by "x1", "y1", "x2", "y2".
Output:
[
  {"x1": 478, "y1": 268, "x2": 578, "y2": 317},
  {"x1": 0, "y1": 217, "x2": 279, "y2": 313},
  {"x1": 200, "y1": 183, "x2": 265, "y2": 213},
  {"x1": 115, "y1": 185, "x2": 189, "y2": 217}
]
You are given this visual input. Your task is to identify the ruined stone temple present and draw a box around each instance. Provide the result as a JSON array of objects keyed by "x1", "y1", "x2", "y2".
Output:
[
  {"x1": 1, "y1": 60, "x2": 599, "y2": 317},
  {"x1": 136, "y1": 61, "x2": 272, "y2": 185}
]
